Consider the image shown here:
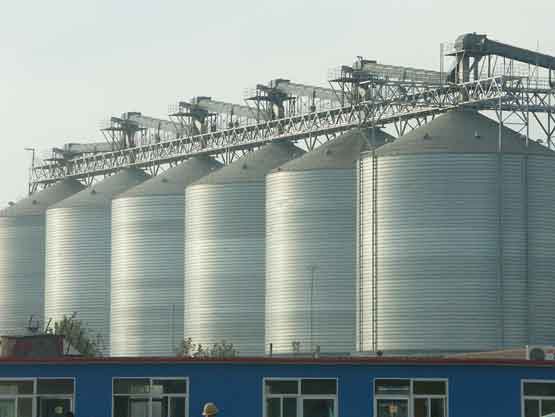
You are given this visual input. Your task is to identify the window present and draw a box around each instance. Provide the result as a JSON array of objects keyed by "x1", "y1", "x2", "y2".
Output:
[
  {"x1": 374, "y1": 379, "x2": 447, "y2": 417},
  {"x1": 522, "y1": 380, "x2": 555, "y2": 417},
  {"x1": 0, "y1": 378, "x2": 75, "y2": 417},
  {"x1": 264, "y1": 378, "x2": 337, "y2": 417},
  {"x1": 113, "y1": 378, "x2": 188, "y2": 417}
]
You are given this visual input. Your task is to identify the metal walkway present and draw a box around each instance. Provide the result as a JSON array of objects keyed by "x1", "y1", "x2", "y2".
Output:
[{"x1": 27, "y1": 34, "x2": 555, "y2": 193}]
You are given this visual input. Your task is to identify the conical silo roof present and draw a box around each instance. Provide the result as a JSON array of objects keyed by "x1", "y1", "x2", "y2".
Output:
[
  {"x1": 50, "y1": 168, "x2": 150, "y2": 209},
  {"x1": 0, "y1": 179, "x2": 85, "y2": 217},
  {"x1": 274, "y1": 128, "x2": 392, "y2": 172},
  {"x1": 376, "y1": 110, "x2": 554, "y2": 157},
  {"x1": 116, "y1": 156, "x2": 222, "y2": 199},
  {"x1": 192, "y1": 141, "x2": 304, "y2": 186}
]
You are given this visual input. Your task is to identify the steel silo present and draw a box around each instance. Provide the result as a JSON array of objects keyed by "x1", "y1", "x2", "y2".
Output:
[
  {"x1": 111, "y1": 157, "x2": 221, "y2": 357},
  {"x1": 358, "y1": 110, "x2": 553, "y2": 354},
  {"x1": 265, "y1": 129, "x2": 388, "y2": 355},
  {"x1": 45, "y1": 168, "x2": 149, "y2": 355},
  {"x1": 184, "y1": 142, "x2": 304, "y2": 356},
  {"x1": 0, "y1": 180, "x2": 84, "y2": 336}
]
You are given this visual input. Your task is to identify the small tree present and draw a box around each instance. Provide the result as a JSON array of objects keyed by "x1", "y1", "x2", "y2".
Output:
[
  {"x1": 210, "y1": 340, "x2": 237, "y2": 358},
  {"x1": 177, "y1": 338, "x2": 237, "y2": 358},
  {"x1": 51, "y1": 314, "x2": 99, "y2": 357},
  {"x1": 193, "y1": 343, "x2": 209, "y2": 358},
  {"x1": 176, "y1": 337, "x2": 195, "y2": 356}
]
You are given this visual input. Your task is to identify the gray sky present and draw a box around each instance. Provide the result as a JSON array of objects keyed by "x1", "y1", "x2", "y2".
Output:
[{"x1": 1, "y1": 0, "x2": 554, "y2": 206}]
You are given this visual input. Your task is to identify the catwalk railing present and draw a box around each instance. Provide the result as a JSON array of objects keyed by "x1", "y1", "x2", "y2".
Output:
[{"x1": 28, "y1": 76, "x2": 544, "y2": 190}]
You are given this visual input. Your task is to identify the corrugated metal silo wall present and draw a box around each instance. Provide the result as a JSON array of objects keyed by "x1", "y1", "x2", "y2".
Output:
[
  {"x1": 185, "y1": 183, "x2": 265, "y2": 355},
  {"x1": 0, "y1": 216, "x2": 45, "y2": 335},
  {"x1": 45, "y1": 207, "x2": 111, "y2": 354},
  {"x1": 527, "y1": 156, "x2": 555, "y2": 345},
  {"x1": 358, "y1": 154, "x2": 528, "y2": 353},
  {"x1": 502, "y1": 156, "x2": 528, "y2": 346},
  {"x1": 111, "y1": 195, "x2": 184, "y2": 356},
  {"x1": 266, "y1": 169, "x2": 356, "y2": 354}
]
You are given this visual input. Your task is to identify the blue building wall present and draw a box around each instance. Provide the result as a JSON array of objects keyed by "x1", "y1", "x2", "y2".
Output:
[{"x1": 0, "y1": 358, "x2": 554, "y2": 417}]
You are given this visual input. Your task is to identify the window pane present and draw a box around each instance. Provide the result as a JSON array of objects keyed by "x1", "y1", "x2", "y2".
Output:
[
  {"x1": 542, "y1": 399, "x2": 555, "y2": 416},
  {"x1": 413, "y1": 381, "x2": 446, "y2": 395},
  {"x1": 130, "y1": 399, "x2": 149, "y2": 417},
  {"x1": 0, "y1": 400, "x2": 15, "y2": 417},
  {"x1": 171, "y1": 397, "x2": 186, "y2": 417},
  {"x1": 430, "y1": 398, "x2": 445, "y2": 417},
  {"x1": 114, "y1": 379, "x2": 150, "y2": 394},
  {"x1": 0, "y1": 381, "x2": 33, "y2": 395},
  {"x1": 303, "y1": 399, "x2": 335, "y2": 417},
  {"x1": 376, "y1": 399, "x2": 409, "y2": 417},
  {"x1": 301, "y1": 379, "x2": 337, "y2": 395},
  {"x1": 375, "y1": 379, "x2": 410, "y2": 396},
  {"x1": 114, "y1": 396, "x2": 130, "y2": 417},
  {"x1": 266, "y1": 398, "x2": 281, "y2": 417},
  {"x1": 414, "y1": 398, "x2": 428, "y2": 417},
  {"x1": 525, "y1": 399, "x2": 540, "y2": 417},
  {"x1": 524, "y1": 382, "x2": 555, "y2": 397},
  {"x1": 37, "y1": 379, "x2": 74, "y2": 395},
  {"x1": 265, "y1": 380, "x2": 298, "y2": 395},
  {"x1": 17, "y1": 398, "x2": 33, "y2": 417},
  {"x1": 160, "y1": 397, "x2": 169, "y2": 417},
  {"x1": 152, "y1": 379, "x2": 187, "y2": 395},
  {"x1": 284, "y1": 398, "x2": 297, "y2": 417},
  {"x1": 152, "y1": 398, "x2": 163, "y2": 417},
  {"x1": 38, "y1": 398, "x2": 71, "y2": 417}
]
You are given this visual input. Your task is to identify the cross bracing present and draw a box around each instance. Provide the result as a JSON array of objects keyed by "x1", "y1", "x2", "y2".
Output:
[
  {"x1": 27, "y1": 34, "x2": 555, "y2": 193},
  {"x1": 30, "y1": 76, "x2": 511, "y2": 190}
]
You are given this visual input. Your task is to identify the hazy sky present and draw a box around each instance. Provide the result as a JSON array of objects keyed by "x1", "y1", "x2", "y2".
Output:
[{"x1": 1, "y1": 0, "x2": 554, "y2": 205}]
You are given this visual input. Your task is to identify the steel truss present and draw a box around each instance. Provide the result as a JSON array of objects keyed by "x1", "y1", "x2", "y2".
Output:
[{"x1": 28, "y1": 77, "x2": 511, "y2": 191}]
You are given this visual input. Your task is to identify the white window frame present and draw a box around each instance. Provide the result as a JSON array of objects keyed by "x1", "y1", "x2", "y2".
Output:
[
  {"x1": 111, "y1": 376, "x2": 189, "y2": 417},
  {"x1": 373, "y1": 377, "x2": 449, "y2": 417},
  {"x1": 262, "y1": 377, "x2": 338, "y2": 417},
  {"x1": 521, "y1": 379, "x2": 555, "y2": 417},
  {"x1": 0, "y1": 377, "x2": 76, "y2": 417}
]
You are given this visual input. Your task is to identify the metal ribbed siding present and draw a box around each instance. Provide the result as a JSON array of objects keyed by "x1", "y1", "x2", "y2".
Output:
[
  {"x1": 528, "y1": 156, "x2": 555, "y2": 345},
  {"x1": 110, "y1": 157, "x2": 220, "y2": 357},
  {"x1": 501, "y1": 156, "x2": 528, "y2": 346},
  {"x1": 0, "y1": 180, "x2": 84, "y2": 336},
  {"x1": 45, "y1": 169, "x2": 148, "y2": 355},
  {"x1": 185, "y1": 184, "x2": 265, "y2": 355},
  {"x1": 359, "y1": 153, "x2": 528, "y2": 353},
  {"x1": 266, "y1": 170, "x2": 356, "y2": 354},
  {"x1": 111, "y1": 195, "x2": 184, "y2": 356},
  {"x1": 45, "y1": 207, "x2": 112, "y2": 352},
  {"x1": 0, "y1": 216, "x2": 45, "y2": 335},
  {"x1": 357, "y1": 156, "x2": 372, "y2": 353}
]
